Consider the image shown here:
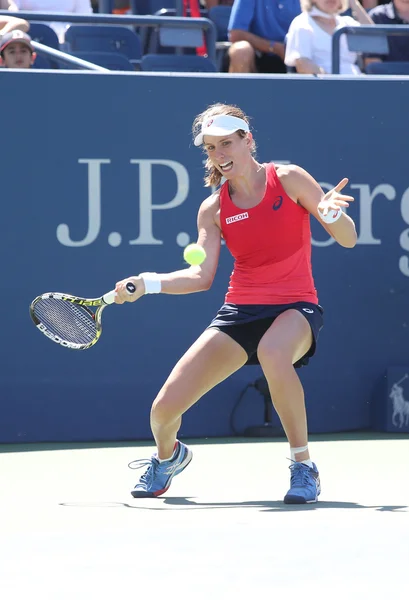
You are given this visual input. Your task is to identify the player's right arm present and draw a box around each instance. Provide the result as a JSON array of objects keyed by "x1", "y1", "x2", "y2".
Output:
[{"x1": 115, "y1": 192, "x2": 222, "y2": 303}]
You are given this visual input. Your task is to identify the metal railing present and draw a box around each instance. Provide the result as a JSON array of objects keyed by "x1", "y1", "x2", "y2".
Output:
[
  {"x1": 1, "y1": 10, "x2": 217, "y2": 63},
  {"x1": 332, "y1": 24, "x2": 409, "y2": 74},
  {"x1": 30, "y1": 40, "x2": 109, "y2": 71}
]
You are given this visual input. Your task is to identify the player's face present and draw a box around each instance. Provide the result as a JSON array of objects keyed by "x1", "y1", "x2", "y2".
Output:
[
  {"x1": 204, "y1": 132, "x2": 252, "y2": 179},
  {"x1": 313, "y1": 0, "x2": 341, "y2": 13},
  {"x1": 2, "y1": 42, "x2": 33, "y2": 69}
]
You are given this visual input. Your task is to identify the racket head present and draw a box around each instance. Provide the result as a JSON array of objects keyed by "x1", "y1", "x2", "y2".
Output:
[{"x1": 29, "y1": 292, "x2": 106, "y2": 350}]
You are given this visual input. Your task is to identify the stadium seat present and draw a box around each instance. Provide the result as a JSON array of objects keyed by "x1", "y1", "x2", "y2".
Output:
[
  {"x1": 70, "y1": 51, "x2": 135, "y2": 71},
  {"x1": 28, "y1": 23, "x2": 59, "y2": 50},
  {"x1": 65, "y1": 25, "x2": 142, "y2": 60},
  {"x1": 32, "y1": 54, "x2": 54, "y2": 69},
  {"x1": 144, "y1": 7, "x2": 208, "y2": 55},
  {"x1": 159, "y1": 25, "x2": 205, "y2": 50},
  {"x1": 141, "y1": 53, "x2": 217, "y2": 72},
  {"x1": 130, "y1": 0, "x2": 176, "y2": 14},
  {"x1": 208, "y1": 5, "x2": 232, "y2": 71},
  {"x1": 346, "y1": 32, "x2": 389, "y2": 55},
  {"x1": 365, "y1": 61, "x2": 409, "y2": 75},
  {"x1": 208, "y1": 5, "x2": 231, "y2": 42}
]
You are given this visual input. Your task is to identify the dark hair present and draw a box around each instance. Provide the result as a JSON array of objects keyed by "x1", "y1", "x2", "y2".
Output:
[{"x1": 192, "y1": 103, "x2": 256, "y2": 188}]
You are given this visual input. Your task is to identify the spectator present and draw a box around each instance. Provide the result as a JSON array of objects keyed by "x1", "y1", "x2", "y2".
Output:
[
  {"x1": 228, "y1": 0, "x2": 301, "y2": 73},
  {"x1": 0, "y1": 29, "x2": 35, "y2": 67},
  {"x1": 202, "y1": 1, "x2": 234, "y2": 8},
  {"x1": 365, "y1": 0, "x2": 409, "y2": 66},
  {"x1": 8, "y1": 1, "x2": 93, "y2": 43},
  {"x1": 0, "y1": 12, "x2": 29, "y2": 42},
  {"x1": 112, "y1": 0, "x2": 130, "y2": 13},
  {"x1": 285, "y1": 0, "x2": 373, "y2": 75}
]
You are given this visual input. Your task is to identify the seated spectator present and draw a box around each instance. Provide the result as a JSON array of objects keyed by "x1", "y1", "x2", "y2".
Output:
[
  {"x1": 364, "y1": 0, "x2": 409, "y2": 66},
  {"x1": 7, "y1": 1, "x2": 93, "y2": 43},
  {"x1": 285, "y1": 0, "x2": 373, "y2": 75},
  {"x1": 228, "y1": 0, "x2": 301, "y2": 73},
  {"x1": 0, "y1": 12, "x2": 29, "y2": 42},
  {"x1": 0, "y1": 29, "x2": 35, "y2": 67},
  {"x1": 201, "y1": 1, "x2": 234, "y2": 8},
  {"x1": 112, "y1": 0, "x2": 130, "y2": 13}
]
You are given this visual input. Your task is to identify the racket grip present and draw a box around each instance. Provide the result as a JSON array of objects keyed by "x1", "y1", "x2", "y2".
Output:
[
  {"x1": 102, "y1": 290, "x2": 117, "y2": 305},
  {"x1": 103, "y1": 282, "x2": 136, "y2": 305}
]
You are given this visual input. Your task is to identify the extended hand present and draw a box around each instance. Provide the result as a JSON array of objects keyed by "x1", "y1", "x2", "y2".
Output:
[{"x1": 318, "y1": 178, "x2": 354, "y2": 217}]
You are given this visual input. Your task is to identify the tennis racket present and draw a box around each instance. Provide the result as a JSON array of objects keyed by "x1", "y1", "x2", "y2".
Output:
[{"x1": 29, "y1": 282, "x2": 136, "y2": 350}]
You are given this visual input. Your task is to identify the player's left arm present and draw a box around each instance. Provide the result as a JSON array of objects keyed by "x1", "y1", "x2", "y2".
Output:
[{"x1": 279, "y1": 165, "x2": 357, "y2": 248}]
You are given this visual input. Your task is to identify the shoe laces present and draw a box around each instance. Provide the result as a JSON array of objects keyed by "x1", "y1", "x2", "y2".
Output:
[
  {"x1": 289, "y1": 461, "x2": 313, "y2": 487},
  {"x1": 128, "y1": 457, "x2": 158, "y2": 487}
]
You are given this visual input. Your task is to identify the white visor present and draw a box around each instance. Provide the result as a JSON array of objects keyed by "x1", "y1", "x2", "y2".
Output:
[{"x1": 194, "y1": 115, "x2": 250, "y2": 146}]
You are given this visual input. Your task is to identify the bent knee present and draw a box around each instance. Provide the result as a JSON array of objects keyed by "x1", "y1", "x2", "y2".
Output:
[
  {"x1": 229, "y1": 41, "x2": 255, "y2": 63},
  {"x1": 151, "y1": 394, "x2": 182, "y2": 425},
  {"x1": 257, "y1": 344, "x2": 293, "y2": 374}
]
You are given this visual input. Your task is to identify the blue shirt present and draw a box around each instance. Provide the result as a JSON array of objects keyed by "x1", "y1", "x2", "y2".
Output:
[
  {"x1": 228, "y1": 0, "x2": 301, "y2": 43},
  {"x1": 367, "y1": 2, "x2": 409, "y2": 61}
]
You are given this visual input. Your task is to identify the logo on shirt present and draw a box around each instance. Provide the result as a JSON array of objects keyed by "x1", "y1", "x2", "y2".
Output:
[
  {"x1": 226, "y1": 212, "x2": 249, "y2": 224},
  {"x1": 273, "y1": 196, "x2": 283, "y2": 211}
]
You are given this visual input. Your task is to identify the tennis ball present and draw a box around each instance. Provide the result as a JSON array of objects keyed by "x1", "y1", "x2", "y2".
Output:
[{"x1": 183, "y1": 243, "x2": 206, "y2": 266}]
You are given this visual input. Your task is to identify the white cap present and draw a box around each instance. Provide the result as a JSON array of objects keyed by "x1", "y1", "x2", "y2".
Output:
[{"x1": 194, "y1": 115, "x2": 250, "y2": 147}]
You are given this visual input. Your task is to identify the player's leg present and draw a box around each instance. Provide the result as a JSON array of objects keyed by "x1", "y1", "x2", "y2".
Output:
[
  {"x1": 151, "y1": 328, "x2": 247, "y2": 457},
  {"x1": 129, "y1": 328, "x2": 248, "y2": 498},
  {"x1": 257, "y1": 309, "x2": 320, "y2": 503},
  {"x1": 258, "y1": 309, "x2": 312, "y2": 458}
]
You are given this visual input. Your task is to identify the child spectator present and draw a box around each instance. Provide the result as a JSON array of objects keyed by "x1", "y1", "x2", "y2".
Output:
[{"x1": 0, "y1": 29, "x2": 35, "y2": 67}]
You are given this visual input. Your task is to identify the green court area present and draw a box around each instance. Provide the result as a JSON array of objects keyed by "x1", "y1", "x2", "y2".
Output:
[{"x1": 1, "y1": 433, "x2": 408, "y2": 599}]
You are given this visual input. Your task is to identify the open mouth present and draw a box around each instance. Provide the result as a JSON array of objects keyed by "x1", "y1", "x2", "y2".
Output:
[{"x1": 220, "y1": 161, "x2": 233, "y2": 172}]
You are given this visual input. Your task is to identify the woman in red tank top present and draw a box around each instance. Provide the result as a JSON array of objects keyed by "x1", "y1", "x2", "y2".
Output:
[{"x1": 114, "y1": 103, "x2": 357, "y2": 504}]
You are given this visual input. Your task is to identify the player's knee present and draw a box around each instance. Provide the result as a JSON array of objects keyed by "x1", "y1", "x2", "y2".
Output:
[
  {"x1": 151, "y1": 394, "x2": 181, "y2": 426},
  {"x1": 257, "y1": 344, "x2": 292, "y2": 376},
  {"x1": 228, "y1": 41, "x2": 255, "y2": 70}
]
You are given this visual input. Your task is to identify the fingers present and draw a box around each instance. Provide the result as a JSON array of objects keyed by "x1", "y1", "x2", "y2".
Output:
[
  {"x1": 114, "y1": 277, "x2": 142, "y2": 304},
  {"x1": 115, "y1": 279, "x2": 133, "y2": 304},
  {"x1": 331, "y1": 200, "x2": 350, "y2": 208},
  {"x1": 114, "y1": 285, "x2": 125, "y2": 304},
  {"x1": 333, "y1": 177, "x2": 349, "y2": 192}
]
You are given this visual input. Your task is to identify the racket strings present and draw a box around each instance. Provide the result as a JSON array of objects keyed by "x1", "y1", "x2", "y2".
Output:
[{"x1": 33, "y1": 298, "x2": 97, "y2": 344}]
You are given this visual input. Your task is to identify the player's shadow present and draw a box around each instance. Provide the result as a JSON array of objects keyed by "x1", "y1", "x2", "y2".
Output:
[
  {"x1": 158, "y1": 497, "x2": 408, "y2": 512},
  {"x1": 59, "y1": 498, "x2": 407, "y2": 512}
]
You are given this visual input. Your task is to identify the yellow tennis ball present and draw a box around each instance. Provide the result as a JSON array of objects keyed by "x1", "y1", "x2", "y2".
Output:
[{"x1": 183, "y1": 243, "x2": 206, "y2": 266}]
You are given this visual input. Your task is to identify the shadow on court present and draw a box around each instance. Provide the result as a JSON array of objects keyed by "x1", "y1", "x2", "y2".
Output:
[{"x1": 59, "y1": 498, "x2": 408, "y2": 512}]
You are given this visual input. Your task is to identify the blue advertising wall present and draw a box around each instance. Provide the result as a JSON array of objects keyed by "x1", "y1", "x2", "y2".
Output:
[{"x1": 1, "y1": 70, "x2": 409, "y2": 443}]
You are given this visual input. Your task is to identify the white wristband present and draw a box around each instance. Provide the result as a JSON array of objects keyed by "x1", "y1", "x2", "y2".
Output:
[
  {"x1": 318, "y1": 208, "x2": 343, "y2": 224},
  {"x1": 140, "y1": 272, "x2": 162, "y2": 294}
]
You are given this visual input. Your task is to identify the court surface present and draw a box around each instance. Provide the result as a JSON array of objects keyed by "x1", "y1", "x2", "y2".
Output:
[{"x1": 1, "y1": 432, "x2": 408, "y2": 600}]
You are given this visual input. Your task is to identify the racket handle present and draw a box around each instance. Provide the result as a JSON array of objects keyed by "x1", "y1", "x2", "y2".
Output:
[
  {"x1": 102, "y1": 290, "x2": 117, "y2": 305},
  {"x1": 103, "y1": 282, "x2": 136, "y2": 305}
]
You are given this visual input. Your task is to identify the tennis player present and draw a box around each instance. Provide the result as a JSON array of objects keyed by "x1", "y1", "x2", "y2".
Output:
[{"x1": 115, "y1": 103, "x2": 357, "y2": 504}]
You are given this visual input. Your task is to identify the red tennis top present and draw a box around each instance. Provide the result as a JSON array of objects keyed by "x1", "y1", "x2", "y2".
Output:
[{"x1": 219, "y1": 163, "x2": 318, "y2": 305}]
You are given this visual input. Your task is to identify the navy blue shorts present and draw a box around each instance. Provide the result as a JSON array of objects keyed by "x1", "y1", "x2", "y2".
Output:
[{"x1": 207, "y1": 302, "x2": 324, "y2": 368}]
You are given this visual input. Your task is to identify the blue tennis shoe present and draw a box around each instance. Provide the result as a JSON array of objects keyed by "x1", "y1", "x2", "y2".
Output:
[
  {"x1": 284, "y1": 461, "x2": 321, "y2": 504},
  {"x1": 129, "y1": 440, "x2": 192, "y2": 498}
]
